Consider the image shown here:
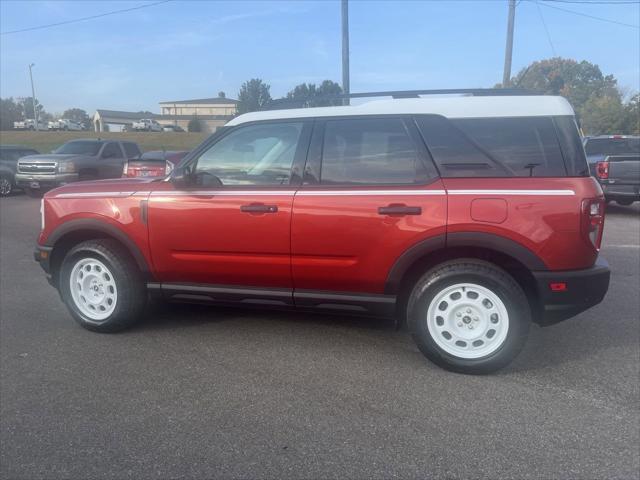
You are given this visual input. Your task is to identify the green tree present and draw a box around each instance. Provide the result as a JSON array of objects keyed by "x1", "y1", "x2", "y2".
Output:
[
  {"x1": 20, "y1": 97, "x2": 45, "y2": 120},
  {"x1": 188, "y1": 116, "x2": 202, "y2": 132},
  {"x1": 286, "y1": 80, "x2": 343, "y2": 107},
  {"x1": 580, "y1": 95, "x2": 628, "y2": 135},
  {"x1": 237, "y1": 78, "x2": 272, "y2": 114},
  {"x1": 624, "y1": 94, "x2": 639, "y2": 135},
  {"x1": 0, "y1": 97, "x2": 23, "y2": 130},
  {"x1": 63, "y1": 108, "x2": 92, "y2": 129},
  {"x1": 507, "y1": 57, "x2": 619, "y2": 111}
]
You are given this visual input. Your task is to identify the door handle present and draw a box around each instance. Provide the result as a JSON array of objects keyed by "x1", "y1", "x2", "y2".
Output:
[
  {"x1": 240, "y1": 203, "x2": 278, "y2": 213},
  {"x1": 378, "y1": 204, "x2": 422, "y2": 216}
]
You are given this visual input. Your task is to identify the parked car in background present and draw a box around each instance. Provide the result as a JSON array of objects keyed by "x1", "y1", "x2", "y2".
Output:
[
  {"x1": 13, "y1": 119, "x2": 48, "y2": 130},
  {"x1": 584, "y1": 135, "x2": 640, "y2": 205},
  {"x1": 162, "y1": 125, "x2": 185, "y2": 133},
  {"x1": 132, "y1": 119, "x2": 162, "y2": 132},
  {"x1": 122, "y1": 150, "x2": 190, "y2": 178},
  {"x1": 0, "y1": 145, "x2": 40, "y2": 196},
  {"x1": 34, "y1": 91, "x2": 610, "y2": 374},
  {"x1": 48, "y1": 119, "x2": 84, "y2": 131},
  {"x1": 15, "y1": 139, "x2": 141, "y2": 196}
]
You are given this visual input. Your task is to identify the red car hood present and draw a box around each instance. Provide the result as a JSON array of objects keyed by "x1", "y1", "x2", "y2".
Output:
[{"x1": 45, "y1": 177, "x2": 162, "y2": 198}]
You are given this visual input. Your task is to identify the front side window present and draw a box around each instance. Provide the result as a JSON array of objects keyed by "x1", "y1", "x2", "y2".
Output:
[
  {"x1": 101, "y1": 143, "x2": 123, "y2": 159},
  {"x1": 320, "y1": 118, "x2": 424, "y2": 185},
  {"x1": 195, "y1": 122, "x2": 303, "y2": 186},
  {"x1": 417, "y1": 115, "x2": 567, "y2": 177}
]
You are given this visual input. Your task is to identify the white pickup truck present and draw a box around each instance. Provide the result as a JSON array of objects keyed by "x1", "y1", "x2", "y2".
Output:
[
  {"x1": 13, "y1": 119, "x2": 48, "y2": 130},
  {"x1": 48, "y1": 119, "x2": 84, "y2": 131},
  {"x1": 132, "y1": 118, "x2": 162, "y2": 132}
]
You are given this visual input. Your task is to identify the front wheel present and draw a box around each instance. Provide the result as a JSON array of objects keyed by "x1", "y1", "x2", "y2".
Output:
[
  {"x1": 59, "y1": 239, "x2": 146, "y2": 332},
  {"x1": 0, "y1": 175, "x2": 13, "y2": 196},
  {"x1": 407, "y1": 259, "x2": 530, "y2": 374}
]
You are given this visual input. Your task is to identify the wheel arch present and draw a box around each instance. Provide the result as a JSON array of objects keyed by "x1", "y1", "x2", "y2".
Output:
[
  {"x1": 386, "y1": 233, "x2": 545, "y2": 323},
  {"x1": 45, "y1": 219, "x2": 152, "y2": 286}
]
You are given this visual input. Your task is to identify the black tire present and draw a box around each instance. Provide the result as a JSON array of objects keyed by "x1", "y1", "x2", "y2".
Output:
[
  {"x1": 407, "y1": 259, "x2": 530, "y2": 374},
  {"x1": 59, "y1": 239, "x2": 146, "y2": 332},
  {"x1": 616, "y1": 199, "x2": 634, "y2": 206},
  {"x1": 0, "y1": 174, "x2": 13, "y2": 196}
]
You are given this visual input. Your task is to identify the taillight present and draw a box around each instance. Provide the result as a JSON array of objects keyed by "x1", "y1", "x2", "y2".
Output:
[
  {"x1": 122, "y1": 162, "x2": 128, "y2": 177},
  {"x1": 581, "y1": 198, "x2": 605, "y2": 251},
  {"x1": 595, "y1": 161, "x2": 609, "y2": 179}
]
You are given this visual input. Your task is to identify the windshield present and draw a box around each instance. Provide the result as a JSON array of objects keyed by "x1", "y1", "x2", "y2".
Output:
[
  {"x1": 584, "y1": 138, "x2": 640, "y2": 156},
  {"x1": 53, "y1": 141, "x2": 103, "y2": 155}
]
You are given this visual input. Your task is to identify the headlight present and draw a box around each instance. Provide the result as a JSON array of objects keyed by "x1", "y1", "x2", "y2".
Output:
[
  {"x1": 58, "y1": 162, "x2": 77, "y2": 173},
  {"x1": 40, "y1": 199, "x2": 45, "y2": 231}
]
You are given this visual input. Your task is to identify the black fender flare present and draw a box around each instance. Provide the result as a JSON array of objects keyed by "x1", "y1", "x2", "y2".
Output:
[
  {"x1": 384, "y1": 232, "x2": 547, "y2": 294},
  {"x1": 45, "y1": 218, "x2": 151, "y2": 277}
]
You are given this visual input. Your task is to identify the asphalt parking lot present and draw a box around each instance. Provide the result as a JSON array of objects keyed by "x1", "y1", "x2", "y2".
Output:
[{"x1": 1, "y1": 194, "x2": 638, "y2": 480}]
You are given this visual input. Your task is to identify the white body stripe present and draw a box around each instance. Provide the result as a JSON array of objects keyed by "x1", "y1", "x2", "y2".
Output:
[
  {"x1": 447, "y1": 189, "x2": 575, "y2": 196},
  {"x1": 56, "y1": 189, "x2": 576, "y2": 198}
]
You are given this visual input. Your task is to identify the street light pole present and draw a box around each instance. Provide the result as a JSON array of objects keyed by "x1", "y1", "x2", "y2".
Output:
[
  {"x1": 28, "y1": 63, "x2": 39, "y2": 131},
  {"x1": 502, "y1": 0, "x2": 516, "y2": 87},
  {"x1": 341, "y1": 0, "x2": 350, "y2": 105}
]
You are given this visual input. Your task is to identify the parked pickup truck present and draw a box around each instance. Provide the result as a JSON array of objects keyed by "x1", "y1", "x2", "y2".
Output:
[
  {"x1": 0, "y1": 145, "x2": 40, "y2": 196},
  {"x1": 15, "y1": 139, "x2": 141, "y2": 196},
  {"x1": 584, "y1": 135, "x2": 640, "y2": 205},
  {"x1": 132, "y1": 119, "x2": 162, "y2": 132},
  {"x1": 48, "y1": 119, "x2": 84, "y2": 131},
  {"x1": 13, "y1": 119, "x2": 48, "y2": 130}
]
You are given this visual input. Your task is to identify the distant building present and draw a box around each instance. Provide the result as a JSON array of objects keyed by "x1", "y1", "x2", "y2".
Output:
[{"x1": 93, "y1": 95, "x2": 238, "y2": 133}]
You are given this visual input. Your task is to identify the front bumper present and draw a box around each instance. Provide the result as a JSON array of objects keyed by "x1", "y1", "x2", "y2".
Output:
[
  {"x1": 533, "y1": 256, "x2": 610, "y2": 325},
  {"x1": 34, "y1": 245, "x2": 54, "y2": 285},
  {"x1": 15, "y1": 173, "x2": 79, "y2": 190}
]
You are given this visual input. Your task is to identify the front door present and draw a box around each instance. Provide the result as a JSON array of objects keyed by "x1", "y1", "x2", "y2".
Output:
[
  {"x1": 291, "y1": 116, "x2": 447, "y2": 299},
  {"x1": 148, "y1": 121, "x2": 311, "y2": 290}
]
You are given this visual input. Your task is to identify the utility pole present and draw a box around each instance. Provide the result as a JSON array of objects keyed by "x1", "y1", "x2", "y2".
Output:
[
  {"x1": 502, "y1": 0, "x2": 516, "y2": 87},
  {"x1": 341, "y1": 0, "x2": 350, "y2": 105},
  {"x1": 28, "y1": 63, "x2": 39, "y2": 130}
]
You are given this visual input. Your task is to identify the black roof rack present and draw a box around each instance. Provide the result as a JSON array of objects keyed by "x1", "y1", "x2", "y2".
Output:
[{"x1": 264, "y1": 88, "x2": 539, "y2": 110}]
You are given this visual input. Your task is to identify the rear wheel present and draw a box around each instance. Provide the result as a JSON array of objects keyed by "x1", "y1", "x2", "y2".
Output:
[
  {"x1": 59, "y1": 239, "x2": 146, "y2": 332},
  {"x1": 407, "y1": 259, "x2": 530, "y2": 374},
  {"x1": 0, "y1": 175, "x2": 13, "y2": 196}
]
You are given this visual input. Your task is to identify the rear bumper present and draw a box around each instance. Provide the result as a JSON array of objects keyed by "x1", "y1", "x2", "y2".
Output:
[
  {"x1": 15, "y1": 173, "x2": 79, "y2": 190},
  {"x1": 601, "y1": 183, "x2": 640, "y2": 200},
  {"x1": 533, "y1": 256, "x2": 610, "y2": 325}
]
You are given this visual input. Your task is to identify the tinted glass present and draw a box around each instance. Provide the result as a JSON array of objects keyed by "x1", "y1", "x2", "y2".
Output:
[
  {"x1": 584, "y1": 137, "x2": 640, "y2": 156},
  {"x1": 123, "y1": 142, "x2": 141, "y2": 158},
  {"x1": 196, "y1": 122, "x2": 302, "y2": 185},
  {"x1": 417, "y1": 116, "x2": 566, "y2": 177},
  {"x1": 101, "y1": 143, "x2": 122, "y2": 158},
  {"x1": 54, "y1": 141, "x2": 103, "y2": 155},
  {"x1": 554, "y1": 116, "x2": 589, "y2": 176},
  {"x1": 321, "y1": 118, "x2": 423, "y2": 184}
]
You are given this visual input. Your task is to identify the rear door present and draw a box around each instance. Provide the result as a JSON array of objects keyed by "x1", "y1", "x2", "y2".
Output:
[
  {"x1": 99, "y1": 142, "x2": 126, "y2": 178},
  {"x1": 291, "y1": 116, "x2": 447, "y2": 305}
]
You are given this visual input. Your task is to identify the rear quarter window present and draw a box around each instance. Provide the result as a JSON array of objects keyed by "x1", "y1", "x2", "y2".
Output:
[{"x1": 417, "y1": 115, "x2": 575, "y2": 177}]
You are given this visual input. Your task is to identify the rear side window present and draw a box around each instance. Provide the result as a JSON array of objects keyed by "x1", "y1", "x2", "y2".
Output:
[
  {"x1": 102, "y1": 143, "x2": 123, "y2": 159},
  {"x1": 417, "y1": 115, "x2": 567, "y2": 177},
  {"x1": 123, "y1": 142, "x2": 141, "y2": 159},
  {"x1": 321, "y1": 118, "x2": 425, "y2": 185}
]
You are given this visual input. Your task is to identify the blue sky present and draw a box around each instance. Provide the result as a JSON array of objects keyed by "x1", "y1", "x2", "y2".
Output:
[{"x1": 1, "y1": 0, "x2": 638, "y2": 115}]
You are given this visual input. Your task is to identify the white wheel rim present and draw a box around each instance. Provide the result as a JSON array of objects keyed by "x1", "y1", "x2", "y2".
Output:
[
  {"x1": 69, "y1": 258, "x2": 118, "y2": 322},
  {"x1": 426, "y1": 283, "x2": 509, "y2": 359}
]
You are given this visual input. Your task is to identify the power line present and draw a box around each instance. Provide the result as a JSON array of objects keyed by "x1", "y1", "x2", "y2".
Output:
[
  {"x1": 0, "y1": 0, "x2": 172, "y2": 36},
  {"x1": 542, "y1": 1, "x2": 639, "y2": 4},
  {"x1": 536, "y1": 1, "x2": 640, "y2": 28},
  {"x1": 536, "y1": 1, "x2": 558, "y2": 56}
]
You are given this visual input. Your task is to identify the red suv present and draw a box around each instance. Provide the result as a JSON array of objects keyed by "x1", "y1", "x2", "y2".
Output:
[{"x1": 34, "y1": 91, "x2": 610, "y2": 373}]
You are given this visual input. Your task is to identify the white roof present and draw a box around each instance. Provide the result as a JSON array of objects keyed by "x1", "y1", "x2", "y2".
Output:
[{"x1": 227, "y1": 95, "x2": 574, "y2": 126}]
